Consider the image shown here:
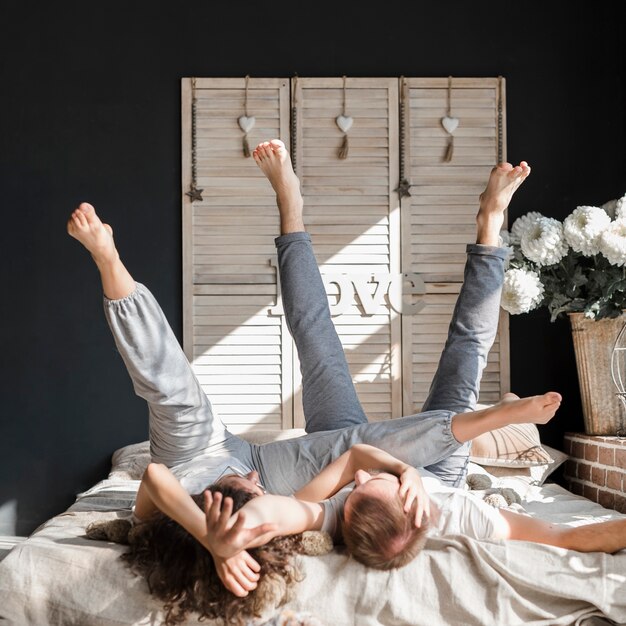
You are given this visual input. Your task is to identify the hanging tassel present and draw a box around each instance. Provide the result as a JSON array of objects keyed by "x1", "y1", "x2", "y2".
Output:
[
  {"x1": 338, "y1": 134, "x2": 349, "y2": 160},
  {"x1": 242, "y1": 133, "x2": 251, "y2": 158},
  {"x1": 444, "y1": 136, "x2": 454, "y2": 162}
]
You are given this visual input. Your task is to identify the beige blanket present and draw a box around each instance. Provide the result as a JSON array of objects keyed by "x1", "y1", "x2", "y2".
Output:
[{"x1": 0, "y1": 447, "x2": 624, "y2": 625}]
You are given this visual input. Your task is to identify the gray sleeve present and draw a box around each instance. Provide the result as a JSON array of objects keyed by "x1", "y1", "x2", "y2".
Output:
[{"x1": 319, "y1": 485, "x2": 354, "y2": 543}]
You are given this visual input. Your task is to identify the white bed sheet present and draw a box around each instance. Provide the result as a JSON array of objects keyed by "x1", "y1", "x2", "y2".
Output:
[{"x1": 0, "y1": 440, "x2": 624, "y2": 626}]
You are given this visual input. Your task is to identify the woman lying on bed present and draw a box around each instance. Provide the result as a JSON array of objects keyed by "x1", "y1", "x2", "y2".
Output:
[
  {"x1": 131, "y1": 435, "x2": 626, "y2": 625},
  {"x1": 69, "y1": 140, "x2": 587, "y2": 623}
]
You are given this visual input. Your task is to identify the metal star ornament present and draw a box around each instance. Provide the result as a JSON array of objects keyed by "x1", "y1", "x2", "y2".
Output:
[
  {"x1": 186, "y1": 185, "x2": 204, "y2": 202},
  {"x1": 395, "y1": 178, "x2": 412, "y2": 199}
]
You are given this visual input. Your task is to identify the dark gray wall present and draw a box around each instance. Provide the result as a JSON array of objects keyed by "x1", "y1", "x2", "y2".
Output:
[{"x1": 0, "y1": 1, "x2": 623, "y2": 535}]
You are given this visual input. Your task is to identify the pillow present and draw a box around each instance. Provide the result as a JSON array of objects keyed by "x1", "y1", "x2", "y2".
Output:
[
  {"x1": 486, "y1": 444, "x2": 568, "y2": 485},
  {"x1": 470, "y1": 423, "x2": 554, "y2": 468}
]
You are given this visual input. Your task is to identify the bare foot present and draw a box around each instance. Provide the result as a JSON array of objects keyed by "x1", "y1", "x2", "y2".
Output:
[
  {"x1": 252, "y1": 140, "x2": 304, "y2": 233},
  {"x1": 67, "y1": 202, "x2": 117, "y2": 266},
  {"x1": 487, "y1": 391, "x2": 562, "y2": 426},
  {"x1": 476, "y1": 161, "x2": 531, "y2": 245}
]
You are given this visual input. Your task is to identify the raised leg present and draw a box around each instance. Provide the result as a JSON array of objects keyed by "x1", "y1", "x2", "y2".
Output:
[
  {"x1": 253, "y1": 141, "x2": 367, "y2": 432},
  {"x1": 422, "y1": 162, "x2": 531, "y2": 415},
  {"x1": 67, "y1": 203, "x2": 232, "y2": 466},
  {"x1": 421, "y1": 162, "x2": 536, "y2": 485}
]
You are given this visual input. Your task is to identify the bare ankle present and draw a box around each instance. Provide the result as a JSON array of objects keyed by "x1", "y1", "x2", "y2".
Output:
[{"x1": 476, "y1": 214, "x2": 504, "y2": 246}]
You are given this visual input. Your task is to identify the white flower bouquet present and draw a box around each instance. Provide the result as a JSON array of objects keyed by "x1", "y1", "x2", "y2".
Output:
[{"x1": 500, "y1": 193, "x2": 626, "y2": 320}]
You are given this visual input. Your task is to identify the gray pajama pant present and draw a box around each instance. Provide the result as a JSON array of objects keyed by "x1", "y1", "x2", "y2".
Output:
[{"x1": 104, "y1": 232, "x2": 507, "y2": 493}]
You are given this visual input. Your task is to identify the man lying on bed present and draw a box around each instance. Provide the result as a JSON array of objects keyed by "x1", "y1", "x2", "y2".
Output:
[{"x1": 68, "y1": 140, "x2": 615, "y2": 623}]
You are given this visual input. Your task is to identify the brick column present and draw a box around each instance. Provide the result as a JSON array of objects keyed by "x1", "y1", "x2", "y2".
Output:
[{"x1": 563, "y1": 433, "x2": 626, "y2": 513}]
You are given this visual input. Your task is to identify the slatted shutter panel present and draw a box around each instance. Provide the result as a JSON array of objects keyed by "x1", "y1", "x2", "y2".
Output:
[
  {"x1": 400, "y1": 77, "x2": 509, "y2": 413},
  {"x1": 292, "y1": 78, "x2": 402, "y2": 425},
  {"x1": 182, "y1": 78, "x2": 292, "y2": 433}
]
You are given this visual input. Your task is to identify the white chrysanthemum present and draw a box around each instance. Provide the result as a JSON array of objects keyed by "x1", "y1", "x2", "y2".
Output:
[
  {"x1": 501, "y1": 268, "x2": 545, "y2": 314},
  {"x1": 602, "y1": 193, "x2": 626, "y2": 220},
  {"x1": 599, "y1": 219, "x2": 626, "y2": 266},
  {"x1": 510, "y1": 211, "x2": 544, "y2": 244},
  {"x1": 614, "y1": 193, "x2": 626, "y2": 220},
  {"x1": 601, "y1": 198, "x2": 618, "y2": 219},
  {"x1": 563, "y1": 205, "x2": 611, "y2": 256},
  {"x1": 520, "y1": 217, "x2": 569, "y2": 266},
  {"x1": 498, "y1": 230, "x2": 515, "y2": 268}
]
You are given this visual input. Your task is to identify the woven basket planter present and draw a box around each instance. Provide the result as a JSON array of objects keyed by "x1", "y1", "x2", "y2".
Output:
[{"x1": 569, "y1": 312, "x2": 626, "y2": 435}]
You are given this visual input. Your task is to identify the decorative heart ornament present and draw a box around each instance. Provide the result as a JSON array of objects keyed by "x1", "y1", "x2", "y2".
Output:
[
  {"x1": 441, "y1": 116, "x2": 459, "y2": 134},
  {"x1": 336, "y1": 115, "x2": 353, "y2": 133},
  {"x1": 238, "y1": 115, "x2": 256, "y2": 133}
]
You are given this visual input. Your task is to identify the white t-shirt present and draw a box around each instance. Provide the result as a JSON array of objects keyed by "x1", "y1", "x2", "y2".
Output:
[
  {"x1": 421, "y1": 475, "x2": 508, "y2": 540},
  {"x1": 320, "y1": 472, "x2": 508, "y2": 543}
]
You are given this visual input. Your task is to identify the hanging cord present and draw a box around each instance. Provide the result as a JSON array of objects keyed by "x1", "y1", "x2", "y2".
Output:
[
  {"x1": 443, "y1": 76, "x2": 454, "y2": 163},
  {"x1": 337, "y1": 75, "x2": 350, "y2": 159},
  {"x1": 241, "y1": 75, "x2": 252, "y2": 157},
  {"x1": 497, "y1": 76, "x2": 504, "y2": 164},
  {"x1": 290, "y1": 75, "x2": 298, "y2": 171},
  {"x1": 186, "y1": 77, "x2": 203, "y2": 202},
  {"x1": 396, "y1": 76, "x2": 412, "y2": 198}
]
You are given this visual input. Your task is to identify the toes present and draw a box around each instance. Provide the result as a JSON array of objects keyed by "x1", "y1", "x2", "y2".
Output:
[
  {"x1": 74, "y1": 211, "x2": 87, "y2": 228},
  {"x1": 497, "y1": 162, "x2": 513, "y2": 172},
  {"x1": 502, "y1": 392, "x2": 520, "y2": 401},
  {"x1": 545, "y1": 391, "x2": 562, "y2": 404},
  {"x1": 269, "y1": 139, "x2": 285, "y2": 151},
  {"x1": 511, "y1": 162, "x2": 531, "y2": 180},
  {"x1": 78, "y1": 202, "x2": 94, "y2": 215}
]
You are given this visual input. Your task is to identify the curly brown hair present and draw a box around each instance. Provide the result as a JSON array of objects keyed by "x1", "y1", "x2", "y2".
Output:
[{"x1": 121, "y1": 485, "x2": 304, "y2": 625}]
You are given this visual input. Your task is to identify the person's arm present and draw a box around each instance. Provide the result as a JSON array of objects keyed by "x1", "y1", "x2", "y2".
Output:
[
  {"x1": 497, "y1": 508, "x2": 626, "y2": 553},
  {"x1": 209, "y1": 492, "x2": 325, "y2": 549},
  {"x1": 136, "y1": 463, "x2": 276, "y2": 597},
  {"x1": 293, "y1": 443, "x2": 430, "y2": 525}
]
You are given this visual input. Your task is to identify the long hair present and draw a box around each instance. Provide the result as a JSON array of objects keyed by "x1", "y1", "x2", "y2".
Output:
[
  {"x1": 342, "y1": 491, "x2": 429, "y2": 570},
  {"x1": 122, "y1": 485, "x2": 303, "y2": 625}
]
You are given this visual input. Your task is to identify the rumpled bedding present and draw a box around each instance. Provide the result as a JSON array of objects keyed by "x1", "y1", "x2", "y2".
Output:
[{"x1": 0, "y1": 439, "x2": 624, "y2": 626}]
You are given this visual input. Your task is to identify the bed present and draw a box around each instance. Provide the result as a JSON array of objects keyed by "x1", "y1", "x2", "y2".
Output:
[{"x1": 0, "y1": 428, "x2": 625, "y2": 626}]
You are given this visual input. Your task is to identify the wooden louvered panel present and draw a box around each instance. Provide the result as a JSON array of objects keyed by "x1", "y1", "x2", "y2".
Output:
[
  {"x1": 401, "y1": 77, "x2": 509, "y2": 414},
  {"x1": 182, "y1": 78, "x2": 292, "y2": 433},
  {"x1": 192, "y1": 293, "x2": 285, "y2": 433},
  {"x1": 293, "y1": 77, "x2": 401, "y2": 425},
  {"x1": 412, "y1": 294, "x2": 501, "y2": 410}
]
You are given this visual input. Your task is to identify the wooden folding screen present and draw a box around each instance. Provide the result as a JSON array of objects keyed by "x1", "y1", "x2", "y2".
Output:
[
  {"x1": 400, "y1": 78, "x2": 508, "y2": 413},
  {"x1": 182, "y1": 77, "x2": 508, "y2": 433},
  {"x1": 182, "y1": 78, "x2": 293, "y2": 432}
]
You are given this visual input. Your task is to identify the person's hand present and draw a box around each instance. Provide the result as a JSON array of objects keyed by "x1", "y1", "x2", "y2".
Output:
[
  {"x1": 203, "y1": 490, "x2": 278, "y2": 560},
  {"x1": 212, "y1": 550, "x2": 261, "y2": 597},
  {"x1": 398, "y1": 467, "x2": 430, "y2": 527}
]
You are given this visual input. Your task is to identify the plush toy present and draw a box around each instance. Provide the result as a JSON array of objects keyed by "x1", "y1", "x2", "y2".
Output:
[
  {"x1": 85, "y1": 518, "x2": 334, "y2": 556},
  {"x1": 300, "y1": 530, "x2": 333, "y2": 556},
  {"x1": 85, "y1": 517, "x2": 132, "y2": 543},
  {"x1": 465, "y1": 474, "x2": 522, "y2": 508}
]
